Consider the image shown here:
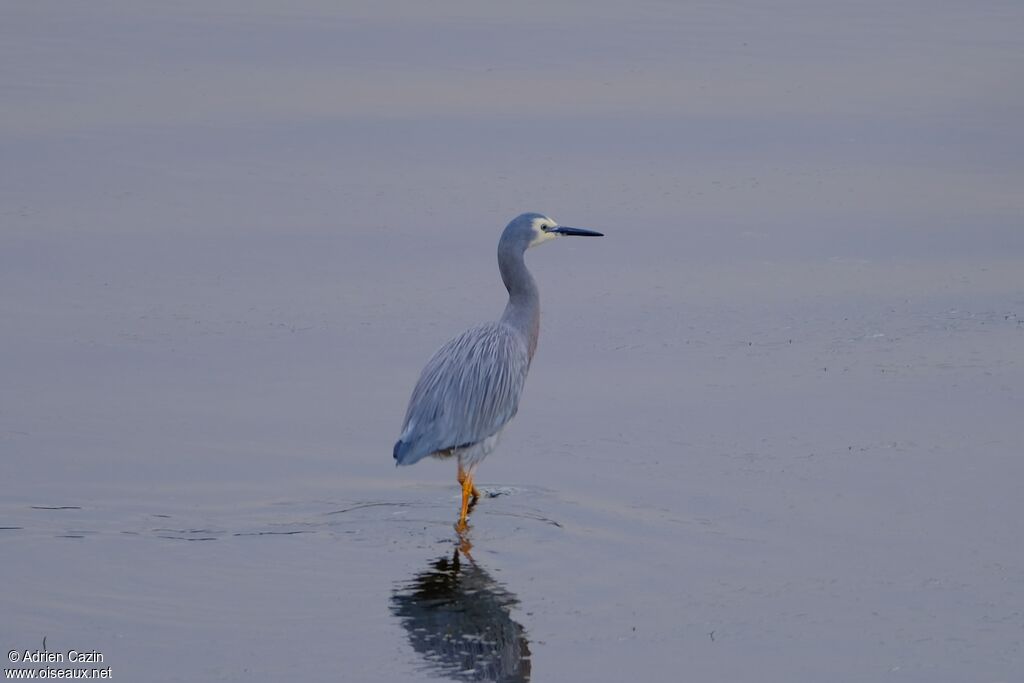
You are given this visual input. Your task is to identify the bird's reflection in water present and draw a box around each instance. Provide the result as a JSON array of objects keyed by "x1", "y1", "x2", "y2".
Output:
[{"x1": 390, "y1": 539, "x2": 531, "y2": 682}]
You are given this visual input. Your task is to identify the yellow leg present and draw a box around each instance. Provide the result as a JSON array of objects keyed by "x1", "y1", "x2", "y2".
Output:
[
  {"x1": 456, "y1": 465, "x2": 480, "y2": 530},
  {"x1": 458, "y1": 472, "x2": 474, "y2": 528},
  {"x1": 457, "y1": 464, "x2": 481, "y2": 502}
]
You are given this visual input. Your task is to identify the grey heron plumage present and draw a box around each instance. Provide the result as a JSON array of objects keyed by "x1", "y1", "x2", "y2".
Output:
[{"x1": 394, "y1": 213, "x2": 603, "y2": 527}]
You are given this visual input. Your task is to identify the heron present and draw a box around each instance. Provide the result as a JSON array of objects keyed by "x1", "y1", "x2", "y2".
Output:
[{"x1": 394, "y1": 213, "x2": 603, "y2": 529}]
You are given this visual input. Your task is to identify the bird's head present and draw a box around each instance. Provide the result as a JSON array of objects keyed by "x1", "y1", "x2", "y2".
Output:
[{"x1": 501, "y1": 212, "x2": 604, "y2": 251}]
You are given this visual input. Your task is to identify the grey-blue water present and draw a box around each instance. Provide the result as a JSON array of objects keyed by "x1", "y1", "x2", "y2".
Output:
[{"x1": 3, "y1": 2, "x2": 1022, "y2": 680}]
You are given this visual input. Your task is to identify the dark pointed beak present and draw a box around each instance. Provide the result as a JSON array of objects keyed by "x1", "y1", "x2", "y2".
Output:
[{"x1": 549, "y1": 226, "x2": 604, "y2": 237}]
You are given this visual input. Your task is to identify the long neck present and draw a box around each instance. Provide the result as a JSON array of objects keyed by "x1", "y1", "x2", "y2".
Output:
[{"x1": 498, "y1": 244, "x2": 540, "y2": 360}]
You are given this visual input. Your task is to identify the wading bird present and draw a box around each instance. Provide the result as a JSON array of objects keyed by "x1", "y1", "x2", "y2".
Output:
[{"x1": 394, "y1": 213, "x2": 603, "y2": 529}]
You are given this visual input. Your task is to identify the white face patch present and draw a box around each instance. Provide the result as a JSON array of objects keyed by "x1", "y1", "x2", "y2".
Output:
[{"x1": 527, "y1": 216, "x2": 559, "y2": 248}]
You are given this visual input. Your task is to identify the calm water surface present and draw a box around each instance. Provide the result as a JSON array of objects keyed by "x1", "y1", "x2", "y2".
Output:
[{"x1": 2, "y1": 2, "x2": 1022, "y2": 681}]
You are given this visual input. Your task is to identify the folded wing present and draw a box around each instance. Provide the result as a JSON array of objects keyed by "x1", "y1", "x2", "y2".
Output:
[{"x1": 394, "y1": 322, "x2": 530, "y2": 466}]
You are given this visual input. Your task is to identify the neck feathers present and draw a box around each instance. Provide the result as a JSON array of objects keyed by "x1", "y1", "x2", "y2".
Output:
[{"x1": 498, "y1": 245, "x2": 540, "y2": 360}]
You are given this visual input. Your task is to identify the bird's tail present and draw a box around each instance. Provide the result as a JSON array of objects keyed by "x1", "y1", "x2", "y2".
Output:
[{"x1": 393, "y1": 439, "x2": 420, "y2": 466}]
